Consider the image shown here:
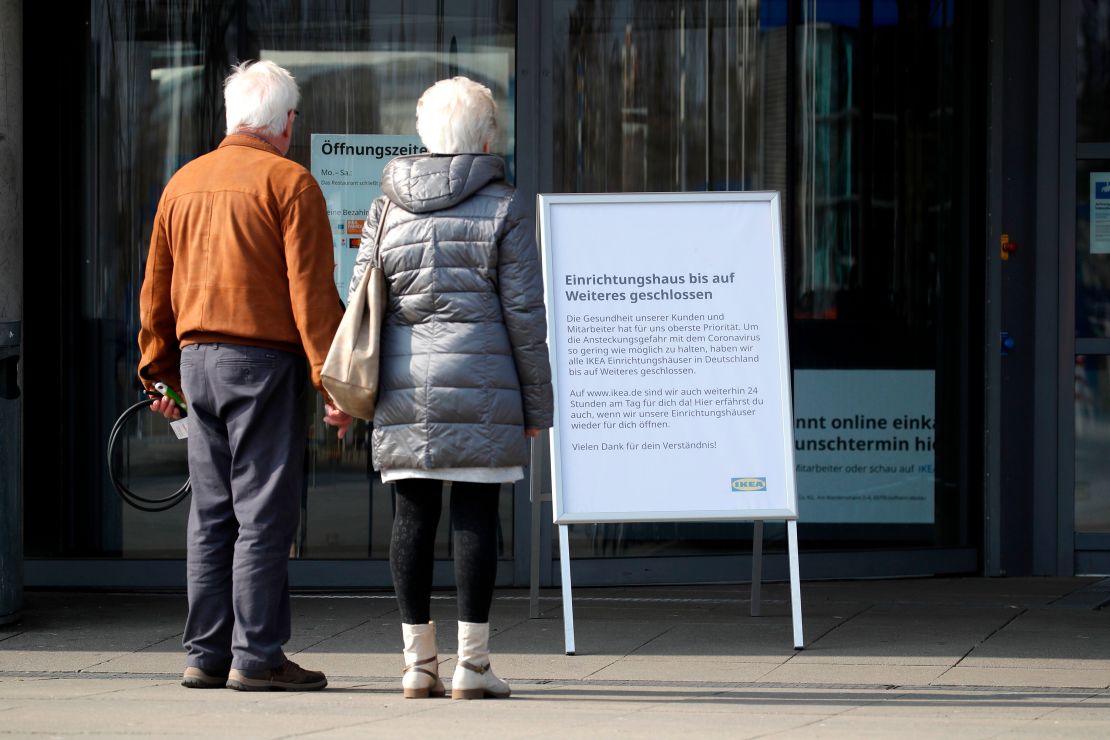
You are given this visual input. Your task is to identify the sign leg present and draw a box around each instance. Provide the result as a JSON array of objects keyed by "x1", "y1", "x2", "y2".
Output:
[
  {"x1": 750, "y1": 520, "x2": 764, "y2": 617},
  {"x1": 558, "y1": 524, "x2": 576, "y2": 655},
  {"x1": 529, "y1": 440, "x2": 542, "y2": 619},
  {"x1": 787, "y1": 519, "x2": 804, "y2": 649}
]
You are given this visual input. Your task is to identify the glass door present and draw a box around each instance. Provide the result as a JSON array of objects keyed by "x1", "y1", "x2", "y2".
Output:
[
  {"x1": 543, "y1": 0, "x2": 984, "y2": 581},
  {"x1": 247, "y1": 1, "x2": 518, "y2": 566},
  {"x1": 1072, "y1": 0, "x2": 1110, "y2": 573},
  {"x1": 24, "y1": 0, "x2": 520, "y2": 586}
]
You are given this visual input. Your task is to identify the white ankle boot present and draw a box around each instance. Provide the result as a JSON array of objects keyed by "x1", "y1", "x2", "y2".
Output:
[
  {"x1": 401, "y1": 622, "x2": 445, "y2": 698},
  {"x1": 451, "y1": 621, "x2": 510, "y2": 700}
]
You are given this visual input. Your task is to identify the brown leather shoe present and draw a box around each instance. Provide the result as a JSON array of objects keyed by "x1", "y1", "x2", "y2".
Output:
[
  {"x1": 225, "y1": 659, "x2": 327, "y2": 691},
  {"x1": 181, "y1": 666, "x2": 228, "y2": 689}
]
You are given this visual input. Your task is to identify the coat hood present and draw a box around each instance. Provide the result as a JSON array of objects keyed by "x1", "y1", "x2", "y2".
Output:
[{"x1": 381, "y1": 153, "x2": 506, "y2": 214}]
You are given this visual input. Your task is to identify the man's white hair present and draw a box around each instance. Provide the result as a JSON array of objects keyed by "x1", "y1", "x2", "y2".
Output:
[
  {"x1": 416, "y1": 77, "x2": 498, "y2": 154},
  {"x1": 224, "y1": 60, "x2": 300, "y2": 137}
]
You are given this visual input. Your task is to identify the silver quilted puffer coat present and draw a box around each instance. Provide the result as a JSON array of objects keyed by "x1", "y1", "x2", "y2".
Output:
[{"x1": 349, "y1": 153, "x2": 554, "y2": 471}]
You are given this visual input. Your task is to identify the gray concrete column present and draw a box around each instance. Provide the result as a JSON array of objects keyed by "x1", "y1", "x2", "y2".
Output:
[{"x1": 0, "y1": 0, "x2": 24, "y2": 624}]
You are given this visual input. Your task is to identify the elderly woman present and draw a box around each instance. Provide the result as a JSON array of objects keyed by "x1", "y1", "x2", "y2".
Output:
[{"x1": 344, "y1": 77, "x2": 553, "y2": 700}]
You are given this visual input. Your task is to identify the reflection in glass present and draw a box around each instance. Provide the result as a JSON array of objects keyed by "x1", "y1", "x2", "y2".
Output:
[
  {"x1": 1075, "y1": 356, "x2": 1110, "y2": 533},
  {"x1": 1077, "y1": 161, "x2": 1110, "y2": 338},
  {"x1": 552, "y1": 0, "x2": 962, "y2": 325},
  {"x1": 552, "y1": 0, "x2": 775, "y2": 194},
  {"x1": 795, "y1": 0, "x2": 957, "y2": 323},
  {"x1": 68, "y1": 0, "x2": 516, "y2": 559},
  {"x1": 551, "y1": 0, "x2": 971, "y2": 559},
  {"x1": 254, "y1": 2, "x2": 516, "y2": 560},
  {"x1": 84, "y1": 0, "x2": 235, "y2": 559},
  {"x1": 114, "y1": 406, "x2": 191, "y2": 557},
  {"x1": 1079, "y1": 0, "x2": 1110, "y2": 143},
  {"x1": 251, "y1": 2, "x2": 517, "y2": 179},
  {"x1": 552, "y1": 0, "x2": 783, "y2": 560}
]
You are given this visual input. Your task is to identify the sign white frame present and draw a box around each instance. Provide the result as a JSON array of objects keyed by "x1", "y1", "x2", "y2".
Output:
[{"x1": 537, "y1": 192, "x2": 803, "y2": 653}]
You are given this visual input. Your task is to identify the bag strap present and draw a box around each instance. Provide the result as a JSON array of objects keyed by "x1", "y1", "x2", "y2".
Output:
[{"x1": 372, "y1": 199, "x2": 392, "y2": 268}]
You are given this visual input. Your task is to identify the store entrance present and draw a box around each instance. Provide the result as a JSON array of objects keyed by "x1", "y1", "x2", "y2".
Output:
[
  {"x1": 1070, "y1": 0, "x2": 1110, "y2": 574},
  {"x1": 23, "y1": 0, "x2": 524, "y2": 588},
  {"x1": 535, "y1": 0, "x2": 986, "y2": 584}
]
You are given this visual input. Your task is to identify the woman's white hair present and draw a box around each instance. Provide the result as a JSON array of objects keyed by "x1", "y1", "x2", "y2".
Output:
[
  {"x1": 416, "y1": 77, "x2": 498, "y2": 154},
  {"x1": 224, "y1": 60, "x2": 300, "y2": 137}
]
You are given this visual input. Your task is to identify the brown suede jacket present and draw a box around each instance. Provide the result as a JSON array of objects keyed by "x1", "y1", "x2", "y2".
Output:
[{"x1": 137, "y1": 134, "x2": 342, "y2": 399}]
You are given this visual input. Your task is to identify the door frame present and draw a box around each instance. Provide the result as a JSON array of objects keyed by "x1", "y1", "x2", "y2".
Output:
[{"x1": 1062, "y1": 0, "x2": 1110, "y2": 575}]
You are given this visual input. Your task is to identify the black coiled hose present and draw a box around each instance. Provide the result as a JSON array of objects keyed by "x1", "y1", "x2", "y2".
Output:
[{"x1": 106, "y1": 397, "x2": 191, "y2": 512}]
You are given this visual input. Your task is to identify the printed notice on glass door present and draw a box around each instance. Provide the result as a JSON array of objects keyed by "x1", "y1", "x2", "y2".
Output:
[
  {"x1": 794, "y1": 369, "x2": 935, "y2": 523},
  {"x1": 311, "y1": 134, "x2": 427, "y2": 299},
  {"x1": 1091, "y1": 173, "x2": 1110, "y2": 254},
  {"x1": 539, "y1": 194, "x2": 797, "y2": 524}
]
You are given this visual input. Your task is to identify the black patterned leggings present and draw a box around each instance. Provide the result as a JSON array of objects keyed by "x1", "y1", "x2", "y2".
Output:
[{"x1": 389, "y1": 479, "x2": 501, "y2": 624}]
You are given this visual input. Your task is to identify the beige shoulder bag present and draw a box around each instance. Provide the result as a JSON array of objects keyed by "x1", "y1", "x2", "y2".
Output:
[{"x1": 321, "y1": 200, "x2": 391, "y2": 420}]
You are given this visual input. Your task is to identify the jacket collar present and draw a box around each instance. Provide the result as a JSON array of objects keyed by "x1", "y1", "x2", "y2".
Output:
[{"x1": 218, "y1": 133, "x2": 283, "y2": 156}]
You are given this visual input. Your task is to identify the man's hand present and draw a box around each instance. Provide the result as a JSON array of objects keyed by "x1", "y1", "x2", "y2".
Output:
[
  {"x1": 149, "y1": 395, "x2": 183, "y2": 420},
  {"x1": 323, "y1": 404, "x2": 354, "y2": 439},
  {"x1": 524, "y1": 428, "x2": 543, "y2": 439}
]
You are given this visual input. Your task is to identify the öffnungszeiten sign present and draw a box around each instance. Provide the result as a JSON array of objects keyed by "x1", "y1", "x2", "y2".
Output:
[{"x1": 539, "y1": 192, "x2": 798, "y2": 524}]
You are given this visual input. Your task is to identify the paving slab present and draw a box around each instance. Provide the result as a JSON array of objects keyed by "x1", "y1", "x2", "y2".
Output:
[
  {"x1": 0, "y1": 676, "x2": 180, "y2": 699},
  {"x1": 715, "y1": 687, "x2": 926, "y2": 710},
  {"x1": 285, "y1": 618, "x2": 416, "y2": 678},
  {"x1": 1, "y1": 580, "x2": 1109, "y2": 737},
  {"x1": 790, "y1": 604, "x2": 1020, "y2": 666},
  {"x1": 587, "y1": 656, "x2": 778, "y2": 682},
  {"x1": 0, "y1": 623, "x2": 179, "y2": 655},
  {"x1": 487, "y1": 619, "x2": 673, "y2": 680},
  {"x1": 933, "y1": 666, "x2": 1110, "y2": 689},
  {"x1": 0, "y1": 648, "x2": 138, "y2": 672},
  {"x1": 621, "y1": 618, "x2": 840, "y2": 660},
  {"x1": 778, "y1": 715, "x2": 1043, "y2": 739},
  {"x1": 1003, "y1": 719, "x2": 1110, "y2": 738},
  {"x1": 799, "y1": 577, "x2": 1095, "y2": 608},
  {"x1": 1035, "y1": 697, "x2": 1110, "y2": 721},
  {"x1": 511, "y1": 708, "x2": 816, "y2": 739},
  {"x1": 0, "y1": 678, "x2": 1104, "y2": 739},
  {"x1": 617, "y1": 687, "x2": 861, "y2": 713},
  {"x1": 80, "y1": 637, "x2": 188, "y2": 674},
  {"x1": 757, "y1": 661, "x2": 949, "y2": 686},
  {"x1": 533, "y1": 602, "x2": 744, "y2": 622},
  {"x1": 836, "y1": 688, "x2": 1092, "y2": 718},
  {"x1": 0, "y1": 595, "x2": 184, "y2": 672},
  {"x1": 959, "y1": 608, "x2": 1110, "y2": 669},
  {"x1": 299, "y1": 703, "x2": 813, "y2": 740}
]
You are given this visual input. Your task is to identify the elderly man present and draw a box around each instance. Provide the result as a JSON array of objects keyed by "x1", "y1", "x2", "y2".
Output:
[{"x1": 138, "y1": 60, "x2": 351, "y2": 691}]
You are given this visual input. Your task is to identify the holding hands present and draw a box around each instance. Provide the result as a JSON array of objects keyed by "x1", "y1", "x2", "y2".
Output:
[{"x1": 323, "y1": 403, "x2": 354, "y2": 439}]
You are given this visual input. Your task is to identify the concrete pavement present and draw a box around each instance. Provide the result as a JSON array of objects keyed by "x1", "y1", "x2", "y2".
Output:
[{"x1": 0, "y1": 577, "x2": 1108, "y2": 738}]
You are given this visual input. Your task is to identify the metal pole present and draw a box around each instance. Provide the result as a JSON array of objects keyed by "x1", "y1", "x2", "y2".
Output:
[
  {"x1": 787, "y1": 520, "x2": 804, "y2": 649},
  {"x1": 0, "y1": 0, "x2": 24, "y2": 625},
  {"x1": 528, "y1": 439, "x2": 542, "y2": 618},
  {"x1": 558, "y1": 524, "x2": 575, "y2": 655},
  {"x1": 984, "y1": 0, "x2": 1005, "y2": 577},
  {"x1": 750, "y1": 520, "x2": 764, "y2": 617}
]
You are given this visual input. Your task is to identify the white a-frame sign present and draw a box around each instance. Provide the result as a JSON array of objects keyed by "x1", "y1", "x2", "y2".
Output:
[{"x1": 538, "y1": 192, "x2": 803, "y2": 654}]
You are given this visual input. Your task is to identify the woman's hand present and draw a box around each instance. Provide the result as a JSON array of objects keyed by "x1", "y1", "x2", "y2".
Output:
[
  {"x1": 323, "y1": 404, "x2": 354, "y2": 439},
  {"x1": 524, "y1": 428, "x2": 543, "y2": 439}
]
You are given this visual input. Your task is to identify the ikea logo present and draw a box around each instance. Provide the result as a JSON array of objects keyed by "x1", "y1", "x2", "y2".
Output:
[{"x1": 731, "y1": 477, "x2": 767, "y2": 492}]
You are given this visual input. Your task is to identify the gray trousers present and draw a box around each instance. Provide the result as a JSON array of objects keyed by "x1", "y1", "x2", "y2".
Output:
[{"x1": 179, "y1": 343, "x2": 307, "y2": 673}]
